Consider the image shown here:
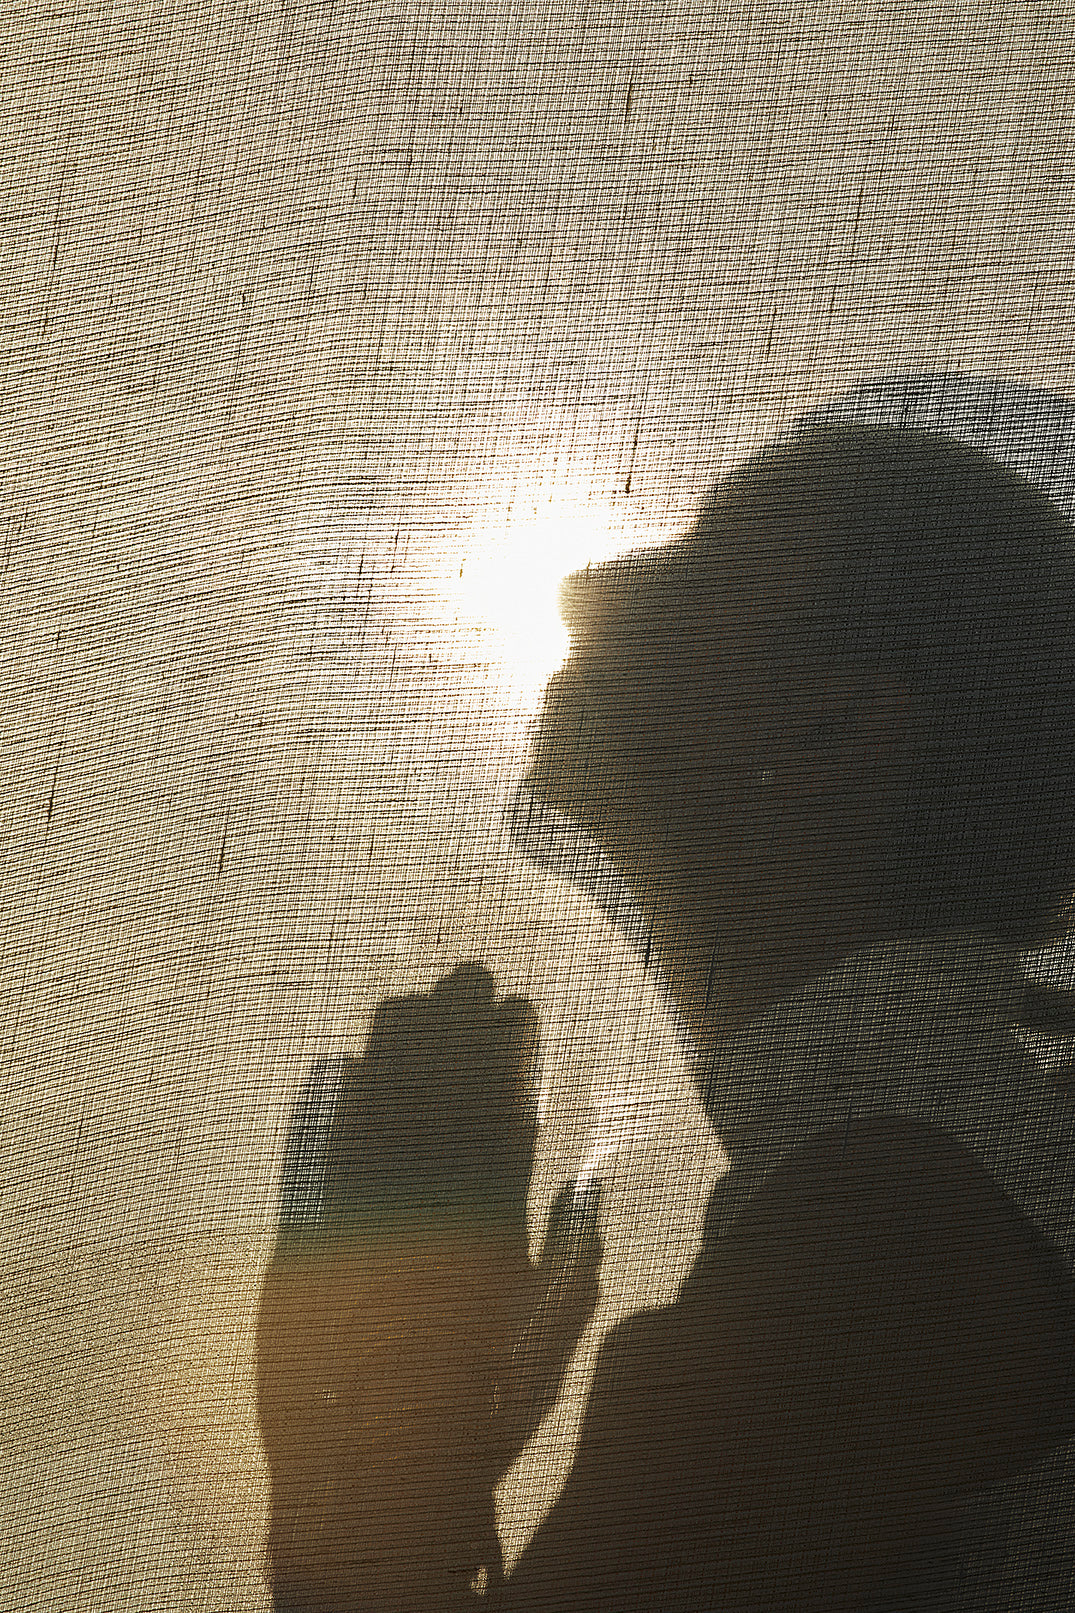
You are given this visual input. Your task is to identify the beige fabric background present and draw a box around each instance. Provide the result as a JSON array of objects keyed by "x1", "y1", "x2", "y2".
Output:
[{"x1": 3, "y1": 1, "x2": 1075, "y2": 1605}]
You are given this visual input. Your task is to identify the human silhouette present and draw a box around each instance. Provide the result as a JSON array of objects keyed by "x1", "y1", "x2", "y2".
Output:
[{"x1": 258, "y1": 417, "x2": 1075, "y2": 1610}]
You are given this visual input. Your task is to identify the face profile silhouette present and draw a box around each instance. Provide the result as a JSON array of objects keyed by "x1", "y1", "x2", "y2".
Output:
[{"x1": 523, "y1": 422, "x2": 1075, "y2": 1047}]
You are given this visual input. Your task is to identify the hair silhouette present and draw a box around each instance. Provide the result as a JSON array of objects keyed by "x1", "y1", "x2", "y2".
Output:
[{"x1": 687, "y1": 424, "x2": 1075, "y2": 943}]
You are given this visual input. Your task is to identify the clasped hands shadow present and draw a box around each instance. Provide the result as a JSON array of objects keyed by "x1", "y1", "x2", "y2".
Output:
[{"x1": 256, "y1": 962, "x2": 600, "y2": 1612}]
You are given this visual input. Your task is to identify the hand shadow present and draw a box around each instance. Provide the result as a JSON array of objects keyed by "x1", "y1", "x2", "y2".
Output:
[{"x1": 255, "y1": 964, "x2": 601, "y2": 1613}]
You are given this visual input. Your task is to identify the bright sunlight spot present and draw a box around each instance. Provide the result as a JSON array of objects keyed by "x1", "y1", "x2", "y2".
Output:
[{"x1": 440, "y1": 482, "x2": 639, "y2": 704}]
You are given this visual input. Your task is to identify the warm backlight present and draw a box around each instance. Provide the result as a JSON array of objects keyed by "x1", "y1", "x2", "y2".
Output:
[{"x1": 444, "y1": 485, "x2": 635, "y2": 703}]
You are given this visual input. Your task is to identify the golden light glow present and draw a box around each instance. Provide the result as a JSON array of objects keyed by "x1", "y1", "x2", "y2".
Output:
[{"x1": 442, "y1": 483, "x2": 639, "y2": 704}]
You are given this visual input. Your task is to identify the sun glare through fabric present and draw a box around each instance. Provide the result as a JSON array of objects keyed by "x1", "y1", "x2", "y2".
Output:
[{"x1": 438, "y1": 481, "x2": 638, "y2": 705}]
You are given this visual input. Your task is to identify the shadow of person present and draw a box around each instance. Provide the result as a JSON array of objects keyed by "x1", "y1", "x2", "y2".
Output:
[
  {"x1": 501, "y1": 422, "x2": 1075, "y2": 1609},
  {"x1": 259, "y1": 420, "x2": 1075, "y2": 1611}
]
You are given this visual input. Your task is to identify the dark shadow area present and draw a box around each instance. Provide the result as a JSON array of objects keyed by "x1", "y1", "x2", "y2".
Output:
[{"x1": 258, "y1": 408, "x2": 1075, "y2": 1609}]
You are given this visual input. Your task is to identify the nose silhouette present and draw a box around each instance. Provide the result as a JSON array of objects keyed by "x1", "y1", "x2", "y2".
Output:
[
  {"x1": 558, "y1": 551, "x2": 661, "y2": 647},
  {"x1": 557, "y1": 563, "x2": 601, "y2": 639},
  {"x1": 558, "y1": 546, "x2": 704, "y2": 691}
]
